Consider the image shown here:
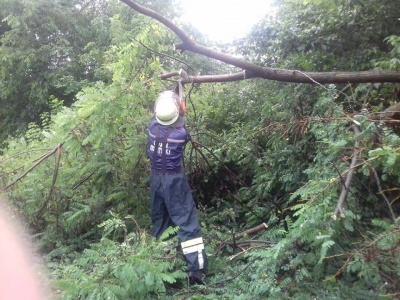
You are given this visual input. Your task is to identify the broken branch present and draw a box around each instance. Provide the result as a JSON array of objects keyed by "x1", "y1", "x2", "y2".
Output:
[
  {"x1": 120, "y1": 0, "x2": 400, "y2": 84},
  {"x1": 34, "y1": 144, "x2": 62, "y2": 222},
  {"x1": 2, "y1": 144, "x2": 63, "y2": 191},
  {"x1": 235, "y1": 223, "x2": 268, "y2": 240},
  {"x1": 332, "y1": 125, "x2": 361, "y2": 219}
]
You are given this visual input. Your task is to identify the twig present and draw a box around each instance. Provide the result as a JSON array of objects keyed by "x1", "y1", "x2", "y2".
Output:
[
  {"x1": 126, "y1": 215, "x2": 143, "y2": 237},
  {"x1": 294, "y1": 70, "x2": 331, "y2": 92},
  {"x1": 228, "y1": 245, "x2": 267, "y2": 261},
  {"x1": 324, "y1": 229, "x2": 400, "y2": 281},
  {"x1": 330, "y1": 162, "x2": 347, "y2": 186},
  {"x1": 209, "y1": 261, "x2": 254, "y2": 287},
  {"x1": 71, "y1": 172, "x2": 94, "y2": 190},
  {"x1": 216, "y1": 225, "x2": 272, "y2": 258},
  {"x1": 186, "y1": 80, "x2": 198, "y2": 121},
  {"x1": 234, "y1": 240, "x2": 276, "y2": 247},
  {"x1": 324, "y1": 255, "x2": 355, "y2": 281},
  {"x1": 154, "y1": 252, "x2": 185, "y2": 260},
  {"x1": 0, "y1": 148, "x2": 54, "y2": 163},
  {"x1": 369, "y1": 166, "x2": 396, "y2": 222},
  {"x1": 130, "y1": 38, "x2": 193, "y2": 74},
  {"x1": 380, "y1": 292, "x2": 400, "y2": 298}
]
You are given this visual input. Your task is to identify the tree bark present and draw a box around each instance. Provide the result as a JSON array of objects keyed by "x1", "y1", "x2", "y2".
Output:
[
  {"x1": 120, "y1": 0, "x2": 400, "y2": 84},
  {"x1": 234, "y1": 223, "x2": 268, "y2": 240}
]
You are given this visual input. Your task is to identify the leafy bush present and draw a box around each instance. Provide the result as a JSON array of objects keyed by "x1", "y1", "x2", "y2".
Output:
[{"x1": 54, "y1": 234, "x2": 186, "y2": 300}]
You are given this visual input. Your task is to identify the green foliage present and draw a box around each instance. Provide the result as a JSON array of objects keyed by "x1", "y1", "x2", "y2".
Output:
[
  {"x1": 244, "y1": 0, "x2": 400, "y2": 72},
  {"x1": 0, "y1": 0, "x2": 116, "y2": 144},
  {"x1": 98, "y1": 211, "x2": 128, "y2": 239},
  {"x1": 0, "y1": 18, "x2": 172, "y2": 249},
  {"x1": 375, "y1": 35, "x2": 400, "y2": 70},
  {"x1": 1, "y1": 0, "x2": 400, "y2": 299},
  {"x1": 368, "y1": 144, "x2": 400, "y2": 180},
  {"x1": 54, "y1": 235, "x2": 186, "y2": 300}
]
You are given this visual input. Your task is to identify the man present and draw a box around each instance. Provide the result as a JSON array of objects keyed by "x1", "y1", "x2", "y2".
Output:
[{"x1": 147, "y1": 90, "x2": 208, "y2": 284}]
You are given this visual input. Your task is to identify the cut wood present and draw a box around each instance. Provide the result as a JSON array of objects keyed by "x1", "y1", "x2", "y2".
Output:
[{"x1": 235, "y1": 223, "x2": 268, "y2": 240}]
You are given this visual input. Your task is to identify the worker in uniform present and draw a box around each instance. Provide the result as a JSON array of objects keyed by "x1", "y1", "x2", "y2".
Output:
[{"x1": 147, "y1": 90, "x2": 208, "y2": 284}]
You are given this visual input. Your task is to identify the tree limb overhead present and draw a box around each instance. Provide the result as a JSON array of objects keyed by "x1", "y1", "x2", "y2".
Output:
[{"x1": 120, "y1": 0, "x2": 400, "y2": 84}]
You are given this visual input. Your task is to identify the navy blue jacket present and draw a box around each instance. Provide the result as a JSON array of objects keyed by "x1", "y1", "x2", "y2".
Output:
[{"x1": 147, "y1": 117, "x2": 188, "y2": 173}]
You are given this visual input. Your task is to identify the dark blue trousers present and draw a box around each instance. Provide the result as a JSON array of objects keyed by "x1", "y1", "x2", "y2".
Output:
[{"x1": 150, "y1": 172, "x2": 208, "y2": 272}]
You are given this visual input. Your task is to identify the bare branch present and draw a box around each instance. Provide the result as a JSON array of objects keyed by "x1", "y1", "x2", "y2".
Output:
[
  {"x1": 35, "y1": 144, "x2": 62, "y2": 222},
  {"x1": 120, "y1": 0, "x2": 400, "y2": 84},
  {"x1": 369, "y1": 166, "x2": 396, "y2": 222},
  {"x1": 228, "y1": 245, "x2": 269, "y2": 261},
  {"x1": 332, "y1": 125, "x2": 361, "y2": 219},
  {"x1": 324, "y1": 229, "x2": 400, "y2": 281},
  {"x1": 2, "y1": 144, "x2": 63, "y2": 191},
  {"x1": 210, "y1": 262, "x2": 254, "y2": 287}
]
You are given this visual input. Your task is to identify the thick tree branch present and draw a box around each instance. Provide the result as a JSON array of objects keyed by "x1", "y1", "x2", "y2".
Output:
[
  {"x1": 159, "y1": 70, "x2": 256, "y2": 83},
  {"x1": 234, "y1": 223, "x2": 268, "y2": 240},
  {"x1": 120, "y1": 0, "x2": 400, "y2": 84}
]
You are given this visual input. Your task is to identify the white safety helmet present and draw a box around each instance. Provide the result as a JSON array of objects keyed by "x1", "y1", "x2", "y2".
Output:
[{"x1": 154, "y1": 91, "x2": 180, "y2": 125}]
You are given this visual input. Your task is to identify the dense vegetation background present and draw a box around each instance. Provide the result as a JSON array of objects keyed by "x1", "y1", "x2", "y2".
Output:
[{"x1": 1, "y1": 0, "x2": 399, "y2": 299}]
